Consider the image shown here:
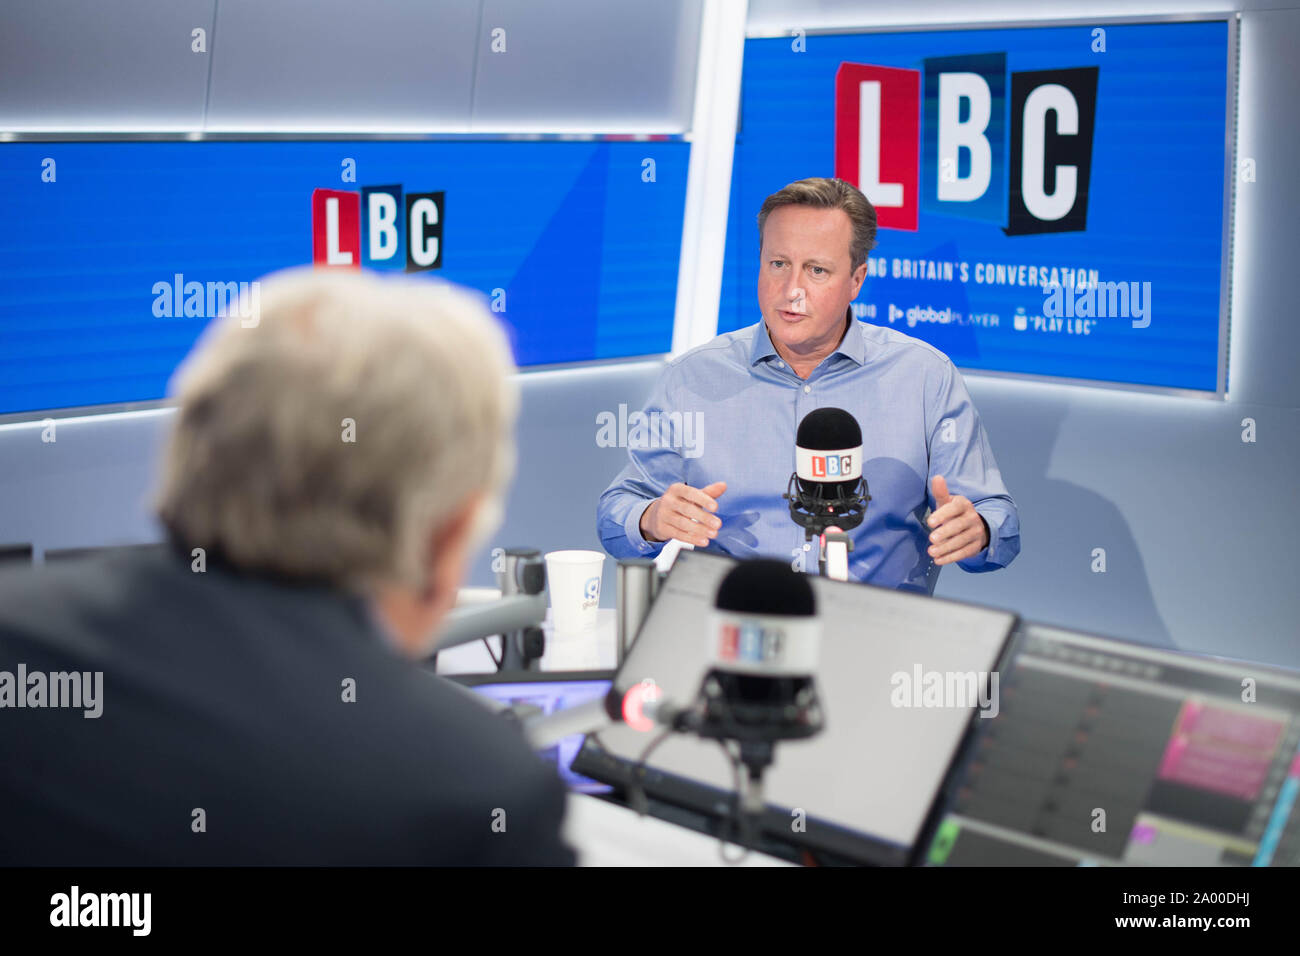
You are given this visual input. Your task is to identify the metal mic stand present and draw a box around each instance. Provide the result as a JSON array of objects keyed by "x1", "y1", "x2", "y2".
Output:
[
  {"x1": 817, "y1": 529, "x2": 853, "y2": 582},
  {"x1": 784, "y1": 475, "x2": 870, "y2": 582}
]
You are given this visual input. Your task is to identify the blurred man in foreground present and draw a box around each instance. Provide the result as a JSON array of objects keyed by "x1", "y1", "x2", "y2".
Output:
[{"x1": 0, "y1": 269, "x2": 574, "y2": 865}]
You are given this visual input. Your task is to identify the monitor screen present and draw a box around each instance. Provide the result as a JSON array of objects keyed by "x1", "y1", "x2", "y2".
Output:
[
  {"x1": 927, "y1": 624, "x2": 1300, "y2": 866},
  {"x1": 574, "y1": 551, "x2": 1019, "y2": 864},
  {"x1": 466, "y1": 676, "x2": 613, "y2": 795},
  {"x1": 0, "y1": 139, "x2": 688, "y2": 417}
]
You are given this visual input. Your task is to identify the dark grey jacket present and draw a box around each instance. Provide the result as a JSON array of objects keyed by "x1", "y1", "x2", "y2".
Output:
[{"x1": 0, "y1": 545, "x2": 574, "y2": 865}]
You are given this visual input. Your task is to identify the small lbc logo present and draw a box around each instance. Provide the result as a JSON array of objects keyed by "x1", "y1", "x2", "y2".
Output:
[
  {"x1": 718, "y1": 622, "x2": 784, "y2": 663},
  {"x1": 583, "y1": 576, "x2": 600, "y2": 609},
  {"x1": 811, "y1": 454, "x2": 851, "y2": 478}
]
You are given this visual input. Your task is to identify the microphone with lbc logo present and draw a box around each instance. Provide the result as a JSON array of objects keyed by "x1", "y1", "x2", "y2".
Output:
[
  {"x1": 695, "y1": 559, "x2": 825, "y2": 815},
  {"x1": 783, "y1": 407, "x2": 871, "y2": 579},
  {"x1": 526, "y1": 559, "x2": 825, "y2": 834}
]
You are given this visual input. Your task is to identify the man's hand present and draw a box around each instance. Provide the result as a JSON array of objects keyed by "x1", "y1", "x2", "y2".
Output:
[
  {"x1": 926, "y1": 475, "x2": 989, "y2": 566},
  {"x1": 640, "y1": 481, "x2": 727, "y2": 547}
]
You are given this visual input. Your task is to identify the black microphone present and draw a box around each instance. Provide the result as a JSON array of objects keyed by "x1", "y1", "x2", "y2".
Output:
[
  {"x1": 524, "y1": 561, "x2": 824, "y2": 825},
  {"x1": 695, "y1": 559, "x2": 824, "y2": 747},
  {"x1": 523, "y1": 562, "x2": 826, "y2": 751},
  {"x1": 694, "y1": 559, "x2": 826, "y2": 814},
  {"x1": 784, "y1": 407, "x2": 871, "y2": 536}
]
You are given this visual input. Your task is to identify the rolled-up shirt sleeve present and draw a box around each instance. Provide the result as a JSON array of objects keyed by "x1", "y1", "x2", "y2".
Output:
[
  {"x1": 925, "y1": 359, "x2": 1021, "y2": 573},
  {"x1": 596, "y1": 365, "x2": 686, "y2": 559}
]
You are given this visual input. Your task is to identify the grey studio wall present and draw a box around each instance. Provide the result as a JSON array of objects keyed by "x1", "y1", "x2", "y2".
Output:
[{"x1": 1, "y1": 1, "x2": 1297, "y2": 670}]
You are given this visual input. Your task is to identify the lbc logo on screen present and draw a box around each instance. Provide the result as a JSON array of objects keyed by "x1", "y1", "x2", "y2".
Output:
[
  {"x1": 835, "y1": 54, "x2": 1099, "y2": 235},
  {"x1": 311, "y1": 186, "x2": 444, "y2": 271}
]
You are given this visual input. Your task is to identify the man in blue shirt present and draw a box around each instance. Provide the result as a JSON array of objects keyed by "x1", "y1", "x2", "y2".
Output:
[{"x1": 597, "y1": 177, "x2": 1019, "y2": 594}]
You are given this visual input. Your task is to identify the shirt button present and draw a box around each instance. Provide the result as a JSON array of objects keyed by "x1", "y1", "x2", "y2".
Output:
[
  {"x1": 803, "y1": 385, "x2": 811, "y2": 394},
  {"x1": 776, "y1": 361, "x2": 785, "y2": 369}
]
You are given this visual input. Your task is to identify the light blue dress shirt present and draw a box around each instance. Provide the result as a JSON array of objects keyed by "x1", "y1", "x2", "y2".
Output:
[{"x1": 596, "y1": 318, "x2": 1020, "y2": 594}]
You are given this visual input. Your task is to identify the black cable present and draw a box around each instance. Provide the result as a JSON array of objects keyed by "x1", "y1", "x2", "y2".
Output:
[
  {"x1": 627, "y1": 726, "x2": 675, "y2": 817},
  {"x1": 716, "y1": 739, "x2": 752, "y2": 865},
  {"x1": 619, "y1": 698, "x2": 757, "y2": 865},
  {"x1": 708, "y1": 689, "x2": 755, "y2": 865}
]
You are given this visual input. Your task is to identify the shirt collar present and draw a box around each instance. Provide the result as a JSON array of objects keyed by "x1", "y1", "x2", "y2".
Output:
[{"x1": 749, "y1": 309, "x2": 868, "y2": 369}]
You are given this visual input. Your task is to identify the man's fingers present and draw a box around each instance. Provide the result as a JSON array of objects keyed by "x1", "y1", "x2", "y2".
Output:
[
  {"x1": 931, "y1": 474, "x2": 952, "y2": 506},
  {"x1": 927, "y1": 495, "x2": 987, "y2": 563},
  {"x1": 680, "y1": 483, "x2": 722, "y2": 513},
  {"x1": 653, "y1": 482, "x2": 725, "y2": 546},
  {"x1": 927, "y1": 494, "x2": 971, "y2": 528},
  {"x1": 934, "y1": 545, "x2": 979, "y2": 565},
  {"x1": 931, "y1": 526, "x2": 982, "y2": 564},
  {"x1": 667, "y1": 491, "x2": 720, "y2": 526},
  {"x1": 934, "y1": 547, "x2": 977, "y2": 566},
  {"x1": 929, "y1": 510, "x2": 977, "y2": 544},
  {"x1": 680, "y1": 503, "x2": 721, "y2": 534},
  {"x1": 931, "y1": 526, "x2": 975, "y2": 555},
  {"x1": 666, "y1": 498, "x2": 720, "y2": 536},
  {"x1": 664, "y1": 512, "x2": 711, "y2": 547}
]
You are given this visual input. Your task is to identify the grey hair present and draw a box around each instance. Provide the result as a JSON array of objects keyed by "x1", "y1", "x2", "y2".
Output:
[{"x1": 155, "y1": 267, "x2": 518, "y2": 593}]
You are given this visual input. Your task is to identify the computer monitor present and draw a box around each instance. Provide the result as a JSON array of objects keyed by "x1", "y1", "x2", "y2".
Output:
[
  {"x1": 454, "y1": 672, "x2": 615, "y2": 795},
  {"x1": 927, "y1": 623, "x2": 1300, "y2": 866},
  {"x1": 572, "y1": 551, "x2": 1019, "y2": 865}
]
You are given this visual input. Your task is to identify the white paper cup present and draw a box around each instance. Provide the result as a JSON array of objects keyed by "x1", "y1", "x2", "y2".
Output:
[{"x1": 545, "y1": 550, "x2": 605, "y2": 636}]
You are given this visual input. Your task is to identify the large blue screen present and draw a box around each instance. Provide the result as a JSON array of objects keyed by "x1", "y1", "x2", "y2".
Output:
[
  {"x1": 0, "y1": 140, "x2": 688, "y2": 416},
  {"x1": 719, "y1": 20, "x2": 1230, "y2": 392}
]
